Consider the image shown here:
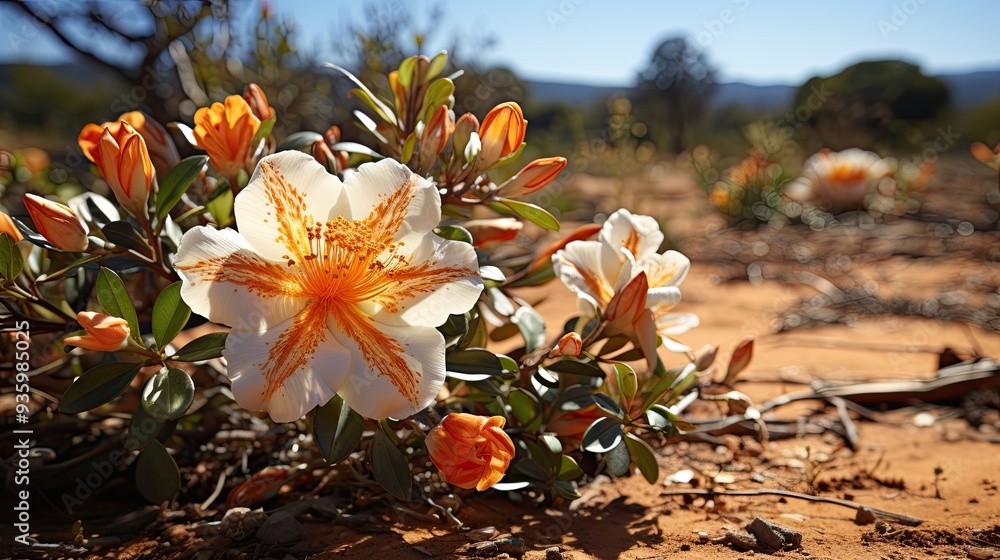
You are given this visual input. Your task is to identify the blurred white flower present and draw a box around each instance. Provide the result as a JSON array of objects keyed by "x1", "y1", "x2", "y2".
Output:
[{"x1": 786, "y1": 148, "x2": 896, "y2": 211}]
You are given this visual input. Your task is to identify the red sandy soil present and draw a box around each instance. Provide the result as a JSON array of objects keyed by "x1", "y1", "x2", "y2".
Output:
[{"x1": 7, "y1": 157, "x2": 1000, "y2": 560}]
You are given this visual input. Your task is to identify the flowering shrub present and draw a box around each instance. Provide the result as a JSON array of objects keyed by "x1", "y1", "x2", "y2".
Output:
[{"x1": 1, "y1": 53, "x2": 710, "y2": 505}]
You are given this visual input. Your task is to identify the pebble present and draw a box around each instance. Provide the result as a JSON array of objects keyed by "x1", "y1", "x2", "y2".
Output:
[
  {"x1": 256, "y1": 511, "x2": 304, "y2": 544},
  {"x1": 219, "y1": 508, "x2": 267, "y2": 541},
  {"x1": 544, "y1": 546, "x2": 564, "y2": 559}
]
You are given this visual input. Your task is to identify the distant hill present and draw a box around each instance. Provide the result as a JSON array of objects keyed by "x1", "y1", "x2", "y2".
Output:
[{"x1": 525, "y1": 68, "x2": 1000, "y2": 113}]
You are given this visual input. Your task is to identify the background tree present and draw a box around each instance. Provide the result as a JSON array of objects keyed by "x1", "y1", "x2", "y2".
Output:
[
  {"x1": 793, "y1": 60, "x2": 950, "y2": 151},
  {"x1": 633, "y1": 36, "x2": 716, "y2": 154}
]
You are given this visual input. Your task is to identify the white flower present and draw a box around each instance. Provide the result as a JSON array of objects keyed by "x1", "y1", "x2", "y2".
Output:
[
  {"x1": 786, "y1": 148, "x2": 896, "y2": 211},
  {"x1": 174, "y1": 151, "x2": 483, "y2": 421},
  {"x1": 552, "y1": 209, "x2": 698, "y2": 368}
]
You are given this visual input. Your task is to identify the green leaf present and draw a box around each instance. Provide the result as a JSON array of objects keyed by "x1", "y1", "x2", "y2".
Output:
[
  {"x1": 313, "y1": 395, "x2": 364, "y2": 464},
  {"x1": 96, "y1": 268, "x2": 141, "y2": 342},
  {"x1": 433, "y1": 225, "x2": 473, "y2": 245},
  {"x1": 511, "y1": 304, "x2": 545, "y2": 352},
  {"x1": 581, "y1": 417, "x2": 624, "y2": 453},
  {"x1": 171, "y1": 332, "x2": 227, "y2": 362},
  {"x1": 418, "y1": 78, "x2": 455, "y2": 124},
  {"x1": 152, "y1": 282, "x2": 191, "y2": 349},
  {"x1": 400, "y1": 132, "x2": 417, "y2": 164},
  {"x1": 614, "y1": 363, "x2": 638, "y2": 409},
  {"x1": 102, "y1": 221, "x2": 150, "y2": 253},
  {"x1": 646, "y1": 404, "x2": 695, "y2": 432},
  {"x1": 545, "y1": 358, "x2": 606, "y2": 378},
  {"x1": 491, "y1": 199, "x2": 560, "y2": 232},
  {"x1": 446, "y1": 349, "x2": 503, "y2": 381},
  {"x1": 625, "y1": 433, "x2": 659, "y2": 484},
  {"x1": 277, "y1": 131, "x2": 324, "y2": 151},
  {"x1": 155, "y1": 155, "x2": 208, "y2": 222},
  {"x1": 125, "y1": 405, "x2": 165, "y2": 452},
  {"x1": 427, "y1": 51, "x2": 448, "y2": 79},
  {"x1": 640, "y1": 362, "x2": 697, "y2": 412},
  {"x1": 250, "y1": 116, "x2": 276, "y2": 148},
  {"x1": 371, "y1": 423, "x2": 411, "y2": 500},
  {"x1": 605, "y1": 439, "x2": 631, "y2": 476},
  {"x1": 508, "y1": 388, "x2": 541, "y2": 430},
  {"x1": 0, "y1": 233, "x2": 23, "y2": 280},
  {"x1": 136, "y1": 440, "x2": 180, "y2": 505},
  {"x1": 141, "y1": 367, "x2": 195, "y2": 421},
  {"x1": 556, "y1": 455, "x2": 584, "y2": 481},
  {"x1": 205, "y1": 186, "x2": 233, "y2": 227},
  {"x1": 59, "y1": 361, "x2": 142, "y2": 414},
  {"x1": 552, "y1": 479, "x2": 581, "y2": 500}
]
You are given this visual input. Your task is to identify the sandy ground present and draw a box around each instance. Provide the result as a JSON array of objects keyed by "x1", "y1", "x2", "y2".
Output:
[{"x1": 6, "y1": 157, "x2": 1000, "y2": 559}]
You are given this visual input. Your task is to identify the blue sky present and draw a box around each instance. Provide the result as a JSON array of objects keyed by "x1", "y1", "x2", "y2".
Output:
[{"x1": 2, "y1": 0, "x2": 998, "y2": 86}]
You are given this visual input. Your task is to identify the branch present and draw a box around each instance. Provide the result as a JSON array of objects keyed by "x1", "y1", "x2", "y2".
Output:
[
  {"x1": 661, "y1": 487, "x2": 924, "y2": 527},
  {"x1": 7, "y1": 0, "x2": 136, "y2": 82}
]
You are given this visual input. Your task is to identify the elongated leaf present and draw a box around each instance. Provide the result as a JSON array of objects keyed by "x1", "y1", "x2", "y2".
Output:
[
  {"x1": 427, "y1": 51, "x2": 448, "y2": 80},
  {"x1": 582, "y1": 417, "x2": 624, "y2": 453},
  {"x1": 277, "y1": 131, "x2": 323, "y2": 151},
  {"x1": 152, "y1": 282, "x2": 190, "y2": 349},
  {"x1": 313, "y1": 395, "x2": 364, "y2": 464},
  {"x1": 491, "y1": 199, "x2": 560, "y2": 232},
  {"x1": 545, "y1": 358, "x2": 605, "y2": 377},
  {"x1": 171, "y1": 332, "x2": 227, "y2": 362},
  {"x1": 136, "y1": 440, "x2": 180, "y2": 505},
  {"x1": 328, "y1": 141, "x2": 385, "y2": 159},
  {"x1": 125, "y1": 405, "x2": 165, "y2": 452},
  {"x1": 511, "y1": 305, "x2": 545, "y2": 352},
  {"x1": 322, "y1": 61, "x2": 395, "y2": 122},
  {"x1": 508, "y1": 388, "x2": 541, "y2": 429},
  {"x1": 371, "y1": 424, "x2": 411, "y2": 500},
  {"x1": 141, "y1": 367, "x2": 195, "y2": 420},
  {"x1": 614, "y1": 363, "x2": 638, "y2": 409},
  {"x1": 59, "y1": 361, "x2": 142, "y2": 414},
  {"x1": 556, "y1": 455, "x2": 584, "y2": 481},
  {"x1": 0, "y1": 233, "x2": 23, "y2": 280},
  {"x1": 446, "y1": 349, "x2": 503, "y2": 381},
  {"x1": 251, "y1": 116, "x2": 276, "y2": 148},
  {"x1": 433, "y1": 225, "x2": 473, "y2": 245},
  {"x1": 12, "y1": 216, "x2": 58, "y2": 250},
  {"x1": 625, "y1": 433, "x2": 659, "y2": 484},
  {"x1": 156, "y1": 155, "x2": 208, "y2": 222},
  {"x1": 102, "y1": 221, "x2": 150, "y2": 253},
  {"x1": 96, "y1": 268, "x2": 141, "y2": 342}
]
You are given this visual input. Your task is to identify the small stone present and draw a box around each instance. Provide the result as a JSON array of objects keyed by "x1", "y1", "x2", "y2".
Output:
[
  {"x1": 854, "y1": 507, "x2": 877, "y2": 526},
  {"x1": 968, "y1": 547, "x2": 995, "y2": 560},
  {"x1": 680, "y1": 543, "x2": 691, "y2": 551},
  {"x1": 544, "y1": 546, "x2": 563, "y2": 560},
  {"x1": 698, "y1": 531, "x2": 710, "y2": 543},
  {"x1": 256, "y1": 511, "x2": 303, "y2": 544},
  {"x1": 745, "y1": 517, "x2": 802, "y2": 550},
  {"x1": 220, "y1": 508, "x2": 268, "y2": 541}
]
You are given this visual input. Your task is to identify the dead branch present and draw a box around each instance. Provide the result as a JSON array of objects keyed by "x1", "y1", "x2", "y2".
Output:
[{"x1": 661, "y1": 487, "x2": 924, "y2": 526}]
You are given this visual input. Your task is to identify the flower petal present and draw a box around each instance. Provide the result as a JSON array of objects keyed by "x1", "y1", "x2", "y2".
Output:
[
  {"x1": 599, "y1": 209, "x2": 664, "y2": 267},
  {"x1": 174, "y1": 225, "x2": 306, "y2": 329},
  {"x1": 654, "y1": 312, "x2": 700, "y2": 336},
  {"x1": 235, "y1": 151, "x2": 351, "y2": 262},
  {"x1": 346, "y1": 159, "x2": 441, "y2": 246},
  {"x1": 225, "y1": 305, "x2": 351, "y2": 423},
  {"x1": 364, "y1": 234, "x2": 483, "y2": 327},
  {"x1": 330, "y1": 307, "x2": 446, "y2": 419},
  {"x1": 638, "y1": 250, "x2": 690, "y2": 289},
  {"x1": 552, "y1": 240, "x2": 615, "y2": 311}
]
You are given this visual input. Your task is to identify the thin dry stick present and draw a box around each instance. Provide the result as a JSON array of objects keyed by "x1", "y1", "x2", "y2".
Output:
[{"x1": 661, "y1": 488, "x2": 924, "y2": 527}]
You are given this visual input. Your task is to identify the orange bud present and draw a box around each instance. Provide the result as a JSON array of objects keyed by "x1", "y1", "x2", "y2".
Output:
[
  {"x1": 606, "y1": 271, "x2": 649, "y2": 325},
  {"x1": 193, "y1": 95, "x2": 261, "y2": 179},
  {"x1": 0, "y1": 211, "x2": 23, "y2": 242},
  {"x1": 79, "y1": 112, "x2": 179, "y2": 177},
  {"x1": 96, "y1": 121, "x2": 155, "y2": 218},
  {"x1": 452, "y1": 113, "x2": 480, "y2": 161},
  {"x1": 549, "y1": 332, "x2": 583, "y2": 358},
  {"x1": 693, "y1": 344, "x2": 719, "y2": 371},
  {"x1": 421, "y1": 104, "x2": 454, "y2": 157},
  {"x1": 724, "y1": 338, "x2": 754, "y2": 384},
  {"x1": 23, "y1": 194, "x2": 89, "y2": 252},
  {"x1": 477, "y1": 102, "x2": 525, "y2": 166},
  {"x1": 425, "y1": 413, "x2": 515, "y2": 491},
  {"x1": 244, "y1": 83, "x2": 276, "y2": 121},
  {"x1": 64, "y1": 311, "x2": 130, "y2": 352},
  {"x1": 971, "y1": 141, "x2": 1000, "y2": 168},
  {"x1": 496, "y1": 157, "x2": 567, "y2": 198},
  {"x1": 465, "y1": 218, "x2": 522, "y2": 248}
]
